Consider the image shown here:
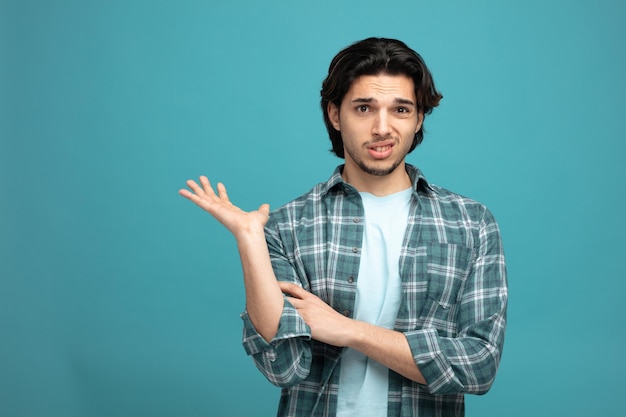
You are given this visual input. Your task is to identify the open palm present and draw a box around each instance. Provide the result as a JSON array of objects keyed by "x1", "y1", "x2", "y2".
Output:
[{"x1": 179, "y1": 176, "x2": 269, "y2": 236}]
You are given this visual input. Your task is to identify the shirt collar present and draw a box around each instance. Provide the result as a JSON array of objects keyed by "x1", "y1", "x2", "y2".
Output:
[{"x1": 320, "y1": 163, "x2": 435, "y2": 196}]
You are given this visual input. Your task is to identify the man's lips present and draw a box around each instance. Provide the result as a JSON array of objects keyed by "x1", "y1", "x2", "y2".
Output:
[{"x1": 367, "y1": 141, "x2": 395, "y2": 159}]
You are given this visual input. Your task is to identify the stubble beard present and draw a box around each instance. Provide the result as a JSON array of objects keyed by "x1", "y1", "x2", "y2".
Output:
[
  {"x1": 344, "y1": 139, "x2": 409, "y2": 177},
  {"x1": 353, "y1": 157, "x2": 404, "y2": 176}
]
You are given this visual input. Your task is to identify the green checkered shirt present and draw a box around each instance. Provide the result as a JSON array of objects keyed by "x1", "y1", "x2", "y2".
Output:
[{"x1": 241, "y1": 164, "x2": 507, "y2": 417}]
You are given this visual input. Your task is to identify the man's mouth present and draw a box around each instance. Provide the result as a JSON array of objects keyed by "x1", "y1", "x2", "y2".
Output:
[
  {"x1": 373, "y1": 145, "x2": 391, "y2": 152},
  {"x1": 367, "y1": 143, "x2": 394, "y2": 159}
]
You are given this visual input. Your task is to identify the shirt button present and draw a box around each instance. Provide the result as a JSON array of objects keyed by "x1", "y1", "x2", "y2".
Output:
[
  {"x1": 347, "y1": 276, "x2": 354, "y2": 283},
  {"x1": 343, "y1": 310, "x2": 351, "y2": 317},
  {"x1": 352, "y1": 247, "x2": 358, "y2": 253},
  {"x1": 352, "y1": 217, "x2": 360, "y2": 223}
]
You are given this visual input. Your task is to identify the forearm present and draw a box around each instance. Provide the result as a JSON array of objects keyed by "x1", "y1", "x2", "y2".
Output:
[
  {"x1": 405, "y1": 325, "x2": 504, "y2": 394},
  {"x1": 346, "y1": 319, "x2": 503, "y2": 393},
  {"x1": 280, "y1": 281, "x2": 427, "y2": 384},
  {"x1": 344, "y1": 320, "x2": 426, "y2": 384},
  {"x1": 179, "y1": 177, "x2": 286, "y2": 341},
  {"x1": 237, "y1": 228, "x2": 284, "y2": 342}
]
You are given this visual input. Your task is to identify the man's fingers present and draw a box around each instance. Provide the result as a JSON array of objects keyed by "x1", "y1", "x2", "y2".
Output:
[
  {"x1": 284, "y1": 296, "x2": 299, "y2": 307},
  {"x1": 179, "y1": 188, "x2": 193, "y2": 199},
  {"x1": 258, "y1": 203, "x2": 270, "y2": 216},
  {"x1": 185, "y1": 179, "x2": 206, "y2": 197},
  {"x1": 181, "y1": 176, "x2": 224, "y2": 202},
  {"x1": 216, "y1": 182, "x2": 231, "y2": 202},
  {"x1": 278, "y1": 281, "x2": 309, "y2": 299},
  {"x1": 199, "y1": 176, "x2": 217, "y2": 197}
]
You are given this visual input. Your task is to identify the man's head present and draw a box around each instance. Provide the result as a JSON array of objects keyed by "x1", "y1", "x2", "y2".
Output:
[{"x1": 321, "y1": 38, "x2": 442, "y2": 158}]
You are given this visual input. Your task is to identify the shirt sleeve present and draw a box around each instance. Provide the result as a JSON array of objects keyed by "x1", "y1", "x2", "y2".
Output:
[
  {"x1": 240, "y1": 215, "x2": 314, "y2": 388},
  {"x1": 405, "y1": 206, "x2": 508, "y2": 395}
]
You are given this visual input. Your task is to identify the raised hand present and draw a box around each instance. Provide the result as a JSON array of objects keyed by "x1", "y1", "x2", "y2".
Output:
[
  {"x1": 180, "y1": 177, "x2": 283, "y2": 341},
  {"x1": 179, "y1": 176, "x2": 270, "y2": 237}
]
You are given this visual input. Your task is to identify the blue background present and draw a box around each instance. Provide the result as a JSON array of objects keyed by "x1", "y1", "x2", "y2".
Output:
[{"x1": 2, "y1": 1, "x2": 625, "y2": 416}]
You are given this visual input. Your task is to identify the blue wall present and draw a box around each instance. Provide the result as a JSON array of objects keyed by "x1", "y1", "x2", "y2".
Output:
[{"x1": 2, "y1": 1, "x2": 625, "y2": 416}]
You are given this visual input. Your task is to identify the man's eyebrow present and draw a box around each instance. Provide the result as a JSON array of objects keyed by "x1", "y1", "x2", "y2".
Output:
[
  {"x1": 350, "y1": 97, "x2": 416, "y2": 106},
  {"x1": 351, "y1": 97, "x2": 375, "y2": 103},
  {"x1": 394, "y1": 98, "x2": 416, "y2": 106}
]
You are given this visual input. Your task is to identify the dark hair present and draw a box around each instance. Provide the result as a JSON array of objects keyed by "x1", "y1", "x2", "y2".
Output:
[{"x1": 320, "y1": 37, "x2": 443, "y2": 158}]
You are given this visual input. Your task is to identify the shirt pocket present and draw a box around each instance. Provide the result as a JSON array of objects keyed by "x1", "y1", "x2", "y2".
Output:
[{"x1": 421, "y1": 243, "x2": 474, "y2": 336}]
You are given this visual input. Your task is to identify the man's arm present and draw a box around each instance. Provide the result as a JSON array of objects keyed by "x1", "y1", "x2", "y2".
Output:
[
  {"x1": 181, "y1": 177, "x2": 315, "y2": 387},
  {"x1": 279, "y1": 282, "x2": 427, "y2": 384},
  {"x1": 179, "y1": 177, "x2": 283, "y2": 341}
]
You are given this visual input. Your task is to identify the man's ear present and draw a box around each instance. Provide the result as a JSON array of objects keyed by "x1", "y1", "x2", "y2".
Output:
[
  {"x1": 415, "y1": 111, "x2": 424, "y2": 133},
  {"x1": 327, "y1": 102, "x2": 340, "y2": 131}
]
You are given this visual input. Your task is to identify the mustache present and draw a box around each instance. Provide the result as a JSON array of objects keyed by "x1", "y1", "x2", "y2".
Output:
[{"x1": 365, "y1": 137, "x2": 397, "y2": 145}]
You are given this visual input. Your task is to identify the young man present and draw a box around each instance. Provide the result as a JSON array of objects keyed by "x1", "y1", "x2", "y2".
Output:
[{"x1": 180, "y1": 38, "x2": 507, "y2": 417}]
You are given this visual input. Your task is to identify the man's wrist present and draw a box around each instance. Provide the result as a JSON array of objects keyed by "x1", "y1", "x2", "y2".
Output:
[{"x1": 235, "y1": 224, "x2": 266, "y2": 244}]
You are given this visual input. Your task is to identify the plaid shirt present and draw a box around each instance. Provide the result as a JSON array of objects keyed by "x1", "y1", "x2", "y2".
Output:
[{"x1": 241, "y1": 164, "x2": 507, "y2": 417}]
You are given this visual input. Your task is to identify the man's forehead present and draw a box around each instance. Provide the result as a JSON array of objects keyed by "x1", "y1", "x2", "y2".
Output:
[{"x1": 345, "y1": 74, "x2": 416, "y2": 102}]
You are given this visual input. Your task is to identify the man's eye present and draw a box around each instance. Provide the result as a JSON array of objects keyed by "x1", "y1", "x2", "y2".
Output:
[
  {"x1": 397, "y1": 107, "x2": 410, "y2": 114},
  {"x1": 356, "y1": 105, "x2": 369, "y2": 112}
]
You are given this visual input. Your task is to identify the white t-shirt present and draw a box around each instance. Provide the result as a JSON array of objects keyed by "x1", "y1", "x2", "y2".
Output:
[{"x1": 336, "y1": 187, "x2": 412, "y2": 417}]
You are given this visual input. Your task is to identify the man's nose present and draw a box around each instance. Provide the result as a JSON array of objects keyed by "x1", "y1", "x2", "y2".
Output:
[{"x1": 372, "y1": 111, "x2": 392, "y2": 137}]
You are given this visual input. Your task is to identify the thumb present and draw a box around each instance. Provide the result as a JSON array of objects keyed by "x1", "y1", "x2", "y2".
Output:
[{"x1": 258, "y1": 203, "x2": 270, "y2": 216}]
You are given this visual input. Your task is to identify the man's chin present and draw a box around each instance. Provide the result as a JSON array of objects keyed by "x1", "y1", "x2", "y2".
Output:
[{"x1": 358, "y1": 161, "x2": 403, "y2": 177}]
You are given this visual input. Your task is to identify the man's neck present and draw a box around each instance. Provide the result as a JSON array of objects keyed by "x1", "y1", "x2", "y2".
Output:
[{"x1": 341, "y1": 162, "x2": 412, "y2": 197}]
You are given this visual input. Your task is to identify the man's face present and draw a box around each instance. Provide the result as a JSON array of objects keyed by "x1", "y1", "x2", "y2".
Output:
[{"x1": 328, "y1": 74, "x2": 423, "y2": 178}]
